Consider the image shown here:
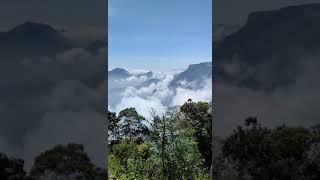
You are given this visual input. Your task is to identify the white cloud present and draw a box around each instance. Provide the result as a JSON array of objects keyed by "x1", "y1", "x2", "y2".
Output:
[
  {"x1": 115, "y1": 96, "x2": 167, "y2": 120},
  {"x1": 171, "y1": 78, "x2": 212, "y2": 106},
  {"x1": 127, "y1": 69, "x2": 150, "y2": 76},
  {"x1": 108, "y1": 69, "x2": 212, "y2": 119}
]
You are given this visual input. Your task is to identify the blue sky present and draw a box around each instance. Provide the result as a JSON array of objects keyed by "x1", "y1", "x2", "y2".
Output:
[{"x1": 108, "y1": 0, "x2": 212, "y2": 71}]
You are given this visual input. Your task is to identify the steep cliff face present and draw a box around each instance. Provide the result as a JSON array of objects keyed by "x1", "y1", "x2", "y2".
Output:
[
  {"x1": 170, "y1": 62, "x2": 212, "y2": 89},
  {"x1": 215, "y1": 3, "x2": 320, "y2": 62},
  {"x1": 214, "y1": 3, "x2": 320, "y2": 90}
]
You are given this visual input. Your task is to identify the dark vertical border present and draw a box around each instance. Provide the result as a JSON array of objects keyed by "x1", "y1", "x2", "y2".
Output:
[
  {"x1": 211, "y1": 0, "x2": 214, "y2": 179},
  {"x1": 106, "y1": 0, "x2": 109, "y2": 178}
]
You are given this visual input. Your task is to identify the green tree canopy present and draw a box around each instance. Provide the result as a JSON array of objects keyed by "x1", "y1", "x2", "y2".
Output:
[
  {"x1": 108, "y1": 140, "x2": 161, "y2": 180},
  {"x1": 180, "y1": 99, "x2": 212, "y2": 169},
  {"x1": 117, "y1": 108, "x2": 149, "y2": 142},
  {"x1": 108, "y1": 111, "x2": 120, "y2": 141},
  {"x1": 150, "y1": 114, "x2": 208, "y2": 179}
]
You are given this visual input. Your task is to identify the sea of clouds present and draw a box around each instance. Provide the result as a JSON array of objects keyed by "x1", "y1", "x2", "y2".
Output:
[{"x1": 108, "y1": 68, "x2": 212, "y2": 119}]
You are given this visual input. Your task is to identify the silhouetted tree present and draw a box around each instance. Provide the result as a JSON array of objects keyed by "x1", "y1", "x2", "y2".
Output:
[
  {"x1": 30, "y1": 143, "x2": 103, "y2": 179},
  {"x1": 0, "y1": 153, "x2": 26, "y2": 180},
  {"x1": 223, "y1": 117, "x2": 316, "y2": 179}
]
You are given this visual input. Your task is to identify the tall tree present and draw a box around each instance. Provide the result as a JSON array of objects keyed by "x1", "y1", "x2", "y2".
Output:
[
  {"x1": 108, "y1": 111, "x2": 120, "y2": 141},
  {"x1": 117, "y1": 108, "x2": 149, "y2": 142},
  {"x1": 180, "y1": 99, "x2": 212, "y2": 169},
  {"x1": 150, "y1": 113, "x2": 207, "y2": 179}
]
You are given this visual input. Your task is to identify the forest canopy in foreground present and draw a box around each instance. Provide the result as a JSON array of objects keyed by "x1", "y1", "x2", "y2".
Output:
[
  {"x1": 2, "y1": 100, "x2": 320, "y2": 179},
  {"x1": 108, "y1": 100, "x2": 212, "y2": 180}
]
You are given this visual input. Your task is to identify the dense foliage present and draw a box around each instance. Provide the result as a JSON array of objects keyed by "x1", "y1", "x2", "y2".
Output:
[
  {"x1": 216, "y1": 117, "x2": 320, "y2": 180},
  {"x1": 108, "y1": 100, "x2": 212, "y2": 179},
  {"x1": 3, "y1": 100, "x2": 320, "y2": 179}
]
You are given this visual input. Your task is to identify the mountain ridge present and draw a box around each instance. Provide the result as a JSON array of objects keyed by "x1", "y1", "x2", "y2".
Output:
[
  {"x1": 108, "y1": 62, "x2": 212, "y2": 93},
  {"x1": 214, "y1": 3, "x2": 320, "y2": 90},
  {"x1": 0, "y1": 22, "x2": 73, "y2": 60}
]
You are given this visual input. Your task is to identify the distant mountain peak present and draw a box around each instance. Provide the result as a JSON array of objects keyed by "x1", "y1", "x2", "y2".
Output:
[
  {"x1": 108, "y1": 68, "x2": 155, "y2": 80},
  {"x1": 9, "y1": 22, "x2": 58, "y2": 34},
  {"x1": 108, "y1": 68, "x2": 131, "y2": 79},
  {"x1": 0, "y1": 22, "x2": 72, "y2": 60},
  {"x1": 110, "y1": 68, "x2": 129, "y2": 73}
]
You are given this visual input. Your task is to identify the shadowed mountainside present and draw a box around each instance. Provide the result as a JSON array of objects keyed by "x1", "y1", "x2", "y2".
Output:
[{"x1": 214, "y1": 3, "x2": 320, "y2": 90}]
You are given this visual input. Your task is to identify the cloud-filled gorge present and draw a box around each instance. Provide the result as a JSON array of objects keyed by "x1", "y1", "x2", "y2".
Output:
[{"x1": 108, "y1": 62, "x2": 213, "y2": 119}]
